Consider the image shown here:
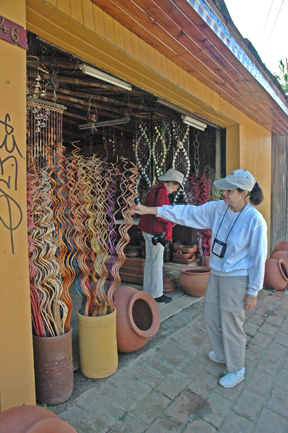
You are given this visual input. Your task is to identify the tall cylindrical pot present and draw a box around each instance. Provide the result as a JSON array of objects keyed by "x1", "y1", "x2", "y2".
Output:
[
  {"x1": 77, "y1": 308, "x2": 118, "y2": 379},
  {"x1": 33, "y1": 328, "x2": 73, "y2": 405},
  {"x1": 0, "y1": 405, "x2": 77, "y2": 433},
  {"x1": 179, "y1": 266, "x2": 210, "y2": 297},
  {"x1": 113, "y1": 285, "x2": 160, "y2": 353},
  {"x1": 264, "y1": 258, "x2": 288, "y2": 291}
]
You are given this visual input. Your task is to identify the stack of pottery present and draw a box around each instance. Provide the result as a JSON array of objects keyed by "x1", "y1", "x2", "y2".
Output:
[
  {"x1": 179, "y1": 265, "x2": 210, "y2": 297},
  {"x1": 172, "y1": 243, "x2": 197, "y2": 264},
  {"x1": 119, "y1": 257, "x2": 145, "y2": 285},
  {"x1": 264, "y1": 241, "x2": 288, "y2": 291},
  {"x1": 163, "y1": 273, "x2": 177, "y2": 293}
]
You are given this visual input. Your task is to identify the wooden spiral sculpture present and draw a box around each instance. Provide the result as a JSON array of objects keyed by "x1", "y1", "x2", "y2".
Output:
[
  {"x1": 29, "y1": 167, "x2": 68, "y2": 336},
  {"x1": 27, "y1": 170, "x2": 44, "y2": 337}
]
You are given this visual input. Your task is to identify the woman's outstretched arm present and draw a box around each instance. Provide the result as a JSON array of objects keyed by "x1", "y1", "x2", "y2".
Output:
[{"x1": 133, "y1": 203, "x2": 157, "y2": 216}]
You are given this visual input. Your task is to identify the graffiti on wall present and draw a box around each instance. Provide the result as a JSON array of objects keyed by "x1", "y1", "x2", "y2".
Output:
[{"x1": 0, "y1": 113, "x2": 24, "y2": 254}]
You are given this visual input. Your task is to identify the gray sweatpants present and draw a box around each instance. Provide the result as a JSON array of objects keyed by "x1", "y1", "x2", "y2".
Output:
[
  {"x1": 203, "y1": 273, "x2": 248, "y2": 372},
  {"x1": 143, "y1": 231, "x2": 164, "y2": 298}
]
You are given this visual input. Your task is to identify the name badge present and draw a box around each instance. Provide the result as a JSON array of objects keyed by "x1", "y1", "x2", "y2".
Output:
[{"x1": 212, "y1": 239, "x2": 227, "y2": 258}]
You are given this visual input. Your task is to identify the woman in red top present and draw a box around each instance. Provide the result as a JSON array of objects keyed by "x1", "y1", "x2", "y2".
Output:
[{"x1": 138, "y1": 169, "x2": 184, "y2": 303}]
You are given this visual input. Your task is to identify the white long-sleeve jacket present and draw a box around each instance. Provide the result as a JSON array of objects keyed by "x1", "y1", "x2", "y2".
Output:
[{"x1": 157, "y1": 200, "x2": 268, "y2": 295}]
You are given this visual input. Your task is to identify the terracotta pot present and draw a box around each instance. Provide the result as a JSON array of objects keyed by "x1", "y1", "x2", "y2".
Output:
[
  {"x1": 173, "y1": 243, "x2": 197, "y2": 255},
  {"x1": 0, "y1": 405, "x2": 77, "y2": 433},
  {"x1": 264, "y1": 258, "x2": 288, "y2": 291},
  {"x1": 179, "y1": 266, "x2": 210, "y2": 297},
  {"x1": 77, "y1": 309, "x2": 118, "y2": 379},
  {"x1": 33, "y1": 328, "x2": 73, "y2": 405},
  {"x1": 270, "y1": 250, "x2": 288, "y2": 262},
  {"x1": 271, "y1": 241, "x2": 288, "y2": 256},
  {"x1": 113, "y1": 285, "x2": 160, "y2": 353}
]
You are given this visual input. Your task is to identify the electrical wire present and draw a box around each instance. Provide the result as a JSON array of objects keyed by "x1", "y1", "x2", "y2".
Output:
[
  {"x1": 258, "y1": 0, "x2": 276, "y2": 46},
  {"x1": 260, "y1": 0, "x2": 285, "y2": 53}
]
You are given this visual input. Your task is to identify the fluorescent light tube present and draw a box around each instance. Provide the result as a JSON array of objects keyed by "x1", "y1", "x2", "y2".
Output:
[
  {"x1": 182, "y1": 115, "x2": 207, "y2": 131},
  {"x1": 79, "y1": 116, "x2": 130, "y2": 130},
  {"x1": 80, "y1": 64, "x2": 132, "y2": 91}
]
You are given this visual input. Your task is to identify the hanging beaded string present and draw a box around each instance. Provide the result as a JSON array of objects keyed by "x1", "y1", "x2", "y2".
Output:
[
  {"x1": 152, "y1": 120, "x2": 169, "y2": 184},
  {"x1": 163, "y1": 119, "x2": 172, "y2": 173},
  {"x1": 193, "y1": 129, "x2": 200, "y2": 177},
  {"x1": 133, "y1": 118, "x2": 152, "y2": 189},
  {"x1": 171, "y1": 120, "x2": 190, "y2": 204}
]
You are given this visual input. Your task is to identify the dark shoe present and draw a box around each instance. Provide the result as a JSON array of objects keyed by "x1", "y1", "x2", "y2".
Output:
[{"x1": 154, "y1": 295, "x2": 172, "y2": 303}]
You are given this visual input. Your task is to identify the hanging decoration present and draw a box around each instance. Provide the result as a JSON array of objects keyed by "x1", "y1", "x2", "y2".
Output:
[
  {"x1": 171, "y1": 120, "x2": 190, "y2": 204},
  {"x1": 134, "y1": 119, "x2": 152, "y2": 190},
  {"x1": 152, "y1": 120, "x2": 171, "y2": 184}
]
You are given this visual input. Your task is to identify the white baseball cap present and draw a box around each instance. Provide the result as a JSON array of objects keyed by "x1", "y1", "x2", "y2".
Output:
[
  {"x1": 158, "y1": 169, "x2": 184, "y2": 189},
  {"x1": 214, "y1": 169, "x2": 256, "y2": 191}
]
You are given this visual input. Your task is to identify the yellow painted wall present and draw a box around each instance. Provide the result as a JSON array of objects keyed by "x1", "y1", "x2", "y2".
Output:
[{"x1": 0, "y1": 0, "x2": 36, "y2": 410}]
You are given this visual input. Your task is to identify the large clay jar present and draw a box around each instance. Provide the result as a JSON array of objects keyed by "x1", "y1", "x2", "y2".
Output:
[
  {"x1": 33, "y1": 328, "x2": 73, "y2": 405},
  {"x1": 271, "y1": 241, "x2": 288, "y2": 256},
  {"x1": 264, "y1": 258, "x2": 288, "y2": 291},
  {"x1": 0, "y1": 405, "x2": 77, "y2": 433},
  {"x1": 77, "y1": 309, "x2": 118, "y2": 379},
  {"x1": 113, "y1": 285, "x2": 160, "y2": 353},
  {"x1": 179, "y1": 266, "x2": 210, "y2": 297},
  {"x1": 270, "y1": 250, "x2": 288, "y2": 263}
]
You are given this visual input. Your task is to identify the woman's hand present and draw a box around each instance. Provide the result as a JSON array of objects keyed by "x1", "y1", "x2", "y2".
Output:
[
  {"x1": 131, "y1": 203, "x2": 157, "y2": 216},
  {"x1": 244, "y1": 294, "x2": 257, "y2": 310}
]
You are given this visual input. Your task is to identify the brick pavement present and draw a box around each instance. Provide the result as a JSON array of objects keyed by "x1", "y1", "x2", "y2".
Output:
[{"x1": 56, "y1": 288, "x2": 288, "y2": 432}]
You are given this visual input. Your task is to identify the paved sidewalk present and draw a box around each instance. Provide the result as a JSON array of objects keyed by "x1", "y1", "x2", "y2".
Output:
[{"x1": 55, "y1": 288, "x2": 288, "y2": 432}]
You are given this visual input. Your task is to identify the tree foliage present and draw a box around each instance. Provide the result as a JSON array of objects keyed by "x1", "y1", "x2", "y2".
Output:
[{"x1": 274, "y1": 59, "x2": 288, "y2": 93}]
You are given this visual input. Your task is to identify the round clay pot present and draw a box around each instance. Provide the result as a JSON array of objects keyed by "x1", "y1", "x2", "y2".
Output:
[
  {"x1": 33, "y1": 328, "x2": 73, "y2": 405},
  {"x1": 179, "y1": 266, "x2": 210, "y2": 297},
  {"x1": 113, "y1": 285, "x2": 160, "y2": 353},
  {"x1": 271, "y1": 241, "x2": 288, "y2": 256},
  {"x1": 77, "y1": 309, "x2": 118, "y2": 379},
  {"x1": 0, "y1": 405, "x2": 77, "y2": 433},
  {"x1": 270, "y1": 251, "x2": 288, "y2": 262},
  {"x1": 264, "y1": 258, "x2": 288, "y2": 291}
]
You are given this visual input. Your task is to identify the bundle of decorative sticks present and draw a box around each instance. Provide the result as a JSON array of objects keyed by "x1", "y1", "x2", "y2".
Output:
[{"x1": 27, "y1": 142, "x2": 139, "y2": 336}]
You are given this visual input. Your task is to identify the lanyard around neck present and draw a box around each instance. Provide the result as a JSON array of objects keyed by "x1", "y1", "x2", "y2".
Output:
[{"x1": 215, "y1": 203, "x2": 246, "y2": 242}]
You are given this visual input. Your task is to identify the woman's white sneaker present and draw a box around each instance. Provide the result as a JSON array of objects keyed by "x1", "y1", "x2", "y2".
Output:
[
  {"x1": 219, "y1": 367, "x2": 245, "y2": 388},
  {"x1": 208, "y1": 351, "x2": 226, "y2": 364}
]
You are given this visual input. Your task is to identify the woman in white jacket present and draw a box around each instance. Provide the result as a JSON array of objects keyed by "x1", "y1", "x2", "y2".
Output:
[{"x1": 134, "y1": 169, "x2": 267, "y2": 388}]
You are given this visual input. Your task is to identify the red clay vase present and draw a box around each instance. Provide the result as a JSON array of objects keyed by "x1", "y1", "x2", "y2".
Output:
[
  {"x1": 271, "y1": 241, "x2": 288, "y2": 256},
  {"x1": 179, "y1": 266, "x2": 210, "y2": 297},
  {"x1": 33, "y1": 328, "x2": 73, "y2": 405},
  {"x1": 0, "y1": 405, "x2": 77, "y2": 433},
  {"x1": 264, "y1": 258, "x2": 288, "y2": 291},
  {"x1": 113, "y1": 285, "x2": 160, "y2": 353}
]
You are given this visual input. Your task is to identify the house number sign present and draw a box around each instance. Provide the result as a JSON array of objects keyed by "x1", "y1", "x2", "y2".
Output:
[{"x1": 0, "y1": 15, "x2": 28, "y2": 49}]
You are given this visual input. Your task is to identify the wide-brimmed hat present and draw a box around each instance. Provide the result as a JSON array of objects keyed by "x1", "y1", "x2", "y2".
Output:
[
  {"x1": 158, "y1": 169, "x2": 184, "y2": 189},
  {"x1": 214, "y1": 169, "x2": 256, "y2": 191}
]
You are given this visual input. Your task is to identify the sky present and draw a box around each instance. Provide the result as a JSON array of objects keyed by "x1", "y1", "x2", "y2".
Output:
[{"x1": 223, "y1": 0, "x2": 287, "y2": 76}]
